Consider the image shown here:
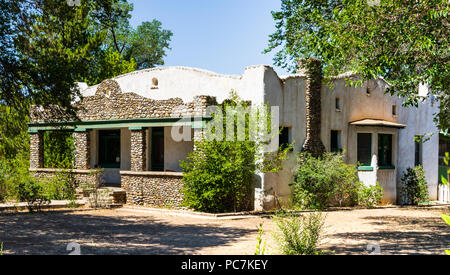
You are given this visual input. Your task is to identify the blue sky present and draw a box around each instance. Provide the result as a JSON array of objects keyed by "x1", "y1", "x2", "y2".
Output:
[{"x1": 129, "y1": 0, "x2": 289, "y2": 76}]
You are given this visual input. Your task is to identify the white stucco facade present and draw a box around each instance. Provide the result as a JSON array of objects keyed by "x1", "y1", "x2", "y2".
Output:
[{"x1": 78, "y1": 65, "x2": 440, "y2": 209}]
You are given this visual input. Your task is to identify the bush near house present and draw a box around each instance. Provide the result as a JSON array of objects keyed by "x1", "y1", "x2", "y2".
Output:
[
  {"x1": 181, "y1": 91, "x2": 291, "y2": 213},
  {"x1": 400, "y1": 166, "x2": 429, "y2": 205},
  {"x1": 291, "y1": 153, "x2": 361, "y2": 210},
  {"x1": 357, "y1": 182, "x2": 384, "y2": 209},
  {"x1": 291, "y1": 153, "x2": 384, "y2": 210}
]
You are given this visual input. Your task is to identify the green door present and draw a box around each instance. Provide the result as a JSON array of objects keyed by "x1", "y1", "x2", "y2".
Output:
[{"x1": 98, "y1": 130, "x2": 121, "y2": 168}]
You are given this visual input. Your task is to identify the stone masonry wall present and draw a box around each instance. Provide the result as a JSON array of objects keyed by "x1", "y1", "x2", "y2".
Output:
[
  {"x1": 30, "y1": 132, "x2": 44, "y2": 169},
  {"x1": 30, "y1": 79, "x2": 217, "y2": 123},
  {"x1": 73, "y1": 131, "x2": 91, "y2": 169},
  {"x1": 298, "y1": 58, "x2": 325, "y2": 157},
  {"x1": 130, "y1": 130, "x2": 146, "y2": 171},
  {"x1": 121, "y1": 172, "x2": 184, "y2": 208}
]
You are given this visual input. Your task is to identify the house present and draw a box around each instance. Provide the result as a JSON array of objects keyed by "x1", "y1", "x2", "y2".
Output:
[{"x1": 28, "y1": 59, "x2": 441, "y2": 210}]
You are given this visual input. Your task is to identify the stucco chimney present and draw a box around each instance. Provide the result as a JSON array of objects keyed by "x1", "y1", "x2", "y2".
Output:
[{"x1": 298, "y1": 58, "x2": 325, "y2": 157}]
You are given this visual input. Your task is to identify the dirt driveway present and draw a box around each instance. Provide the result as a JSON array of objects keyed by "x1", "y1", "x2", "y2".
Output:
[{"x1": 0, "y1": 207, "x2": 448, "y2": 255}]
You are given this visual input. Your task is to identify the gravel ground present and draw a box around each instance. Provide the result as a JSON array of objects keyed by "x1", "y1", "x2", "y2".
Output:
[{"x1": 0, "y1": 206, "x2": 448, "y2": 255}]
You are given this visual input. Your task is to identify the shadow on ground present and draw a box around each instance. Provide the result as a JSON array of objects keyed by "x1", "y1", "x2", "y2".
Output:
[
  {"x1": 0, "y1": 211, "x2": 254, "y2": 255},
  {"x1": 323, "y1": 214, "x2": 449, "y2": 255}
]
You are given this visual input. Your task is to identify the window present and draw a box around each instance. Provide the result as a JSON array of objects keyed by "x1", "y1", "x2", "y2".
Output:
[
  {"x1": 378, "y1": 134, "x2": 393, "y2": 167},
  {"x1": 279, "y1": 127, "x2": 291, "y2": 151},
  {"x1": 330, "y1": 130, "x2": 342, "y2": 152},
  {"x1": 335, "y1": 97, "x2": 341, "y2": 111},
  {"x1": 357, "y1": 133, "x2": 372, "y2": 166},
  {"x1": 392, "y1": 105, "x2": 397, "y2": 116},
  {"x1": 415, "y1": 136, "x2": 422, "y2": 166}
]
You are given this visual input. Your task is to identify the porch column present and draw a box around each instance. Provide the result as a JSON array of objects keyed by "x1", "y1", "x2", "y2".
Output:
[
  {"x1": 30, "y1": 132, "x2": 44, "y2": 169},
  {"x1": 73, "y1": 130, "x2": 91, "y2": 169},
  {"x1": 130, "y1": 128, "x2": 147, "y2": 171}
]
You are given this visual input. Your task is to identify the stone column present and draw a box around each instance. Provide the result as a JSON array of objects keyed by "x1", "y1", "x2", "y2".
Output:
[
  {"x1": 73, "y1": 130, "x2": 91, "y2": 169},
  {"x1": 130, "y1": 128, "x2": 147, "y2": 171},
  {"x1": 30, "y1": 132, "x2": 44, "y2": 169},
  {"x1": 299, "y1": 58, "x2": 325, "y2": 157}
]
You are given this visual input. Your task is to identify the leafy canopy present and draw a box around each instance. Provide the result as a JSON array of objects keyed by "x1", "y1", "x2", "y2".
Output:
[{"x1": 265, "y1": 0, "x2": 449, "y2": 129}]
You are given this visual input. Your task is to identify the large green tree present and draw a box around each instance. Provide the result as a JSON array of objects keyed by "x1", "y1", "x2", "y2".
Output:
[{"x1": 265, "y1": 0, "x2": 449, "y2": 129}]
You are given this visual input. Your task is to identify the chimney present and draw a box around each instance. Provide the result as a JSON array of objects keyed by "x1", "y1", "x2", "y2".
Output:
[{"x1": 298, "y1": 58, "x2": 325, "y2": 157}]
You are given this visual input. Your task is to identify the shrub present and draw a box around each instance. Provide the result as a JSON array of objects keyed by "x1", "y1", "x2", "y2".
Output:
[
  {"x1": 291, "y1": 153, "x2": 360, "y2": 209},
  {"x1": 358, "y1": 182, "x2": 384, "y2": 208},
  {"x1": 181, "y1": 91, "x2": 290, "y2": 213},
  {"x1": 400, "y1": 166, "x2": 429, "y2": 205},
  {"x1": 272, "y1": 212, "x2": 325, "y2": 255},
  {"x1": 41, "y1": 171, "x2": 76, "y2": 200},
  {"x1": 14, "y1": 175, "x2": 50, "y2": 212},
  {"x1": 181, "y1": 139, "x2": 255, "y2": 213}
]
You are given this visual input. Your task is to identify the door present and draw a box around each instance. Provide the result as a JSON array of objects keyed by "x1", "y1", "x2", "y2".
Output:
[{"x1": 151, "y1": 127, "x2": 164, "y2": 171}]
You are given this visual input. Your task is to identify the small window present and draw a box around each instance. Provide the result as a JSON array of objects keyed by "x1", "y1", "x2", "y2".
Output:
[
  {"x1": 279, "y1": 127, "x2": 291, "y2": 151},
  {"x1": 392, "y1": 105, "x2": 397, "y2": 116},
  {"x1": 357, "y1": 133, "x2": 372, "y2": 166},
  {"x1": 330, "y1": 130, "x2": 342, "y2": 152},
  {"x1": 378, "y1": 134, "x2": 393, "y2": 167},
  {"x1": 415, "y1": 136, "x2": 422, "y2": 166},
  {"x1": 366, "y1": 87, "x2": 371, "y2": 95},
  {"x1": 335, "y1": 97, "x2": 341, "y2": 111}
]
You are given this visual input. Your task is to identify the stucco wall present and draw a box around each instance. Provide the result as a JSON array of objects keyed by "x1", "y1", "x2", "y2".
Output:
[{"x1": 164, "y1": 127, "x2": 194, "y2": 172}]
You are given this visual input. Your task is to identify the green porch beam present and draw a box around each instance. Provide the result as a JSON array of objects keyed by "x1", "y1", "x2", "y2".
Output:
[{"x1": 28, "y1": 117, "x2": 212, "y2": 132}]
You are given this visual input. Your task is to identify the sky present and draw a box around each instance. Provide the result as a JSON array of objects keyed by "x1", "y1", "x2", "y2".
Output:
[{"x1": 128, "y1": 0, "x2": 290, "y2": 76}]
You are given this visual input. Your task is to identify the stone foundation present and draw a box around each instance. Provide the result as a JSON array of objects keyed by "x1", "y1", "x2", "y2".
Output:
[{"x1": 120, "y1": 171, "x2": 184, "y2": 208}]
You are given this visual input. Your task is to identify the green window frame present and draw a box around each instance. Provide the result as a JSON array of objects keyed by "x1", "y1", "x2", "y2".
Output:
[
  {"x1": 357, "y1": 133, "x2": 372, "y2": 167},
  {"x1": 331, "y1": 130, "x2": 342, "y2": 153},
  {"x1": 378, "y1": 134, "x2": 393, "y2": 168},
  {"x1": 98, "y1": 130, "x2": 121, "y2": 168}
]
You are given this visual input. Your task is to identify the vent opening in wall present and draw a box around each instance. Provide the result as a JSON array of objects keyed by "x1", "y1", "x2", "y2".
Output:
[
  {"x1": 392, "y1": 104, "x2": 397, "y2": 116},
  {"x1": 151, "y1": 77, "x2": 159, "y2": 89},
  {"x1": 335, "y1": 97, "x2": 341, "y2": 111}
]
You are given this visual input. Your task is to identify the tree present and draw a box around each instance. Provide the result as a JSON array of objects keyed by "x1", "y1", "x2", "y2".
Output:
[
  {"x1": 265, "y1": 0, "x2": 449, "y2": 129},
  {"x1": 124, "y1": 20, "x2": 173, "y2": 69},
  {"x1": 181, "y1": 92, "x2": 292, "y2": 213}
]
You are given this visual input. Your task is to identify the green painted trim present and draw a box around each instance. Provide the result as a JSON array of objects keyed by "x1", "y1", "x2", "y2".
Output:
[
  {"x1": 28, "y1": 129, "x2": 39, "y2": 133},
  {"x1": 74, "y1": 128, "x2": 87, "y2": 132},
  {"x1": 28, "y1": 117, "x2": 211, "y2": 132},
  {"x1": 129, "y1": 126, "x2": 143, "y2": 131},
  {"x1": 358, "y1": 166, "x2": 374, "y2": 171},
  {"x1": 378, "y1": 165, "x2": 396, "y2": 170}
]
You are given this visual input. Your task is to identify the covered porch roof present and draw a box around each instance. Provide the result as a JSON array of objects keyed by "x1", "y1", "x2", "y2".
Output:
[{"x1": 349, "y1": 119, "x2": 406, "y2": 129}]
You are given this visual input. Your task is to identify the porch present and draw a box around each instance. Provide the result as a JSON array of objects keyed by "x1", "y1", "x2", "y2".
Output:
[{"x1": 28, "y1": 120, "x2": 204, "y2": 208}]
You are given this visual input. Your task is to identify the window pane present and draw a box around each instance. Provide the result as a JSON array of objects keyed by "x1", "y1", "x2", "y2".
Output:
[
  {"x1": 415, "y1": 138, "x2": 421, "y2": 166},
  {"x1": 279, "y1": 127, "x2": 290, "y2": 150},
  {"x1": 331, "y1": 130, "x2": 341, "y2": 152},
  {"x1": 357, "y1": 133, "x2": 372, "y2": 166},
  {"x1": 378, "y1": 134, "x2": 392, "y2": 167}
]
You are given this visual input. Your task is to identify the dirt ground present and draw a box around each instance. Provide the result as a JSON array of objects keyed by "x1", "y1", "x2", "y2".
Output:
[{"x1": 0, "y1": 206, "x2": 449, "y2": 255}]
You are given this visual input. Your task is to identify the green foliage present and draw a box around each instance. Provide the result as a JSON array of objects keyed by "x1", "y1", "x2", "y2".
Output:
[
  {"x1": 14, "y1": 175, "x2": 50, "y2": 212},
  {"x1": 291, "y1": 152, "x2": 360, "y2": 209},
  {"x1": 272, "y1": 212, "x2": 325, "y2": 255},
  {"x1": 400, "y1": 166, "x2": 429, "y2": 205},
  {"x1": 357, "y1": 182, "x2": 384, "y2": 209},
  {"x1": 255, "y1": 223, "x2": 268, "y2": 255},
  {"x1": 441, "y1": 214, "x2": 450, "y2": 255},
  {"x1": 43, "y1": 131, "x2": 74, "y2": 169},
  {"x1": 442, "y1": 152, "x2": 450, "y2": 185},
  {"x1": 265, "y1": 0, "x2": 449, "y2": 130},
  {"x1": 181, "y1": 91, "x2": 291, "y2": 213},
  {"x1": 181, "y1": 139, "x2": 255, "y2": 213},
  {"x1": 123, "y1": 20, "x2": 173, "y2": 69}
]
